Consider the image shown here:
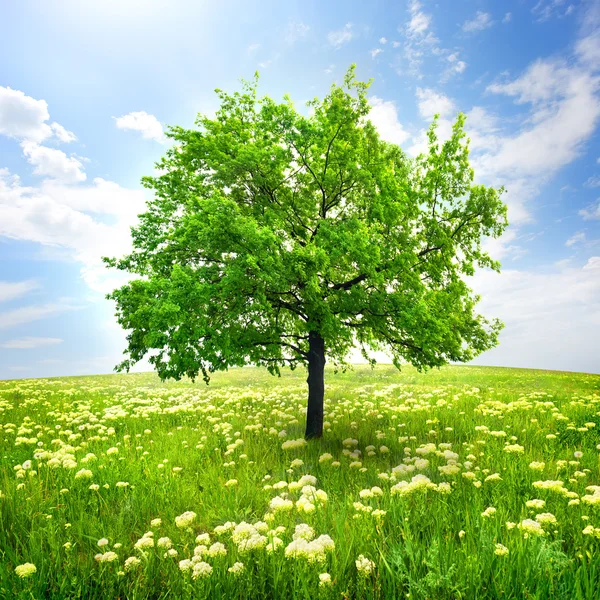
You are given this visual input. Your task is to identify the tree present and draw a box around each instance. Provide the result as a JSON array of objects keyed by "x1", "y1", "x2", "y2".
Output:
[{"x1": 105, "y1": 66, "x2": 508, "y2": 439}]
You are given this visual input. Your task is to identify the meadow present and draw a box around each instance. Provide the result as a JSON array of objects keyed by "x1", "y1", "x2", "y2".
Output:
[{"x1": 1, "y1": 364, "x2": 600, "y2": 599}]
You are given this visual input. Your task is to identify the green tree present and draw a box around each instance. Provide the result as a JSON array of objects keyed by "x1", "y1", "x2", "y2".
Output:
[{"x1": 105, "y1": 66, "x2": 508, "y2": 439}]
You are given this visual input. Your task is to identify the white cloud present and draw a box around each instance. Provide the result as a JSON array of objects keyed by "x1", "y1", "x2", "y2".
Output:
[
  {"x1": 0, "y1": 170, "x2": 148, "y2": 294},
  {"x1": 0, "y1": 280, "x2": 39, "y2": 303},
  {"x1": 21, "y1": 142, "x2": 86, "y2": 183},
  {"x1": 0, "y1": 86, "x2": 52, "y2": 143},
  {"x1": 407, "y1": 1, "x2": 431, "y2": 36},
  {"x1": 285, "y1": 21, "x2": 310, "y2": 44},
  {"x1": 50, "y1": 122, "x2": 77, "y2": 143},
  {"x1": 471, "y1": 257, "x2": 600, "y2": 374},
  {"x1": 503, "y1": 12, "x2": 512, "y2": 24},
  {"x1": 532, "y1": 0, "x2": 576, "y2": 22},
  {"x1": 247, "y1": 43, "x2": 260, "y2": 55},
  {"x1": 462, "y1": 11, "x2": 494, "y2": 33},
  {"x1": 580, "y1": 199, "x2": 600, "y2": 220},
  {"x1": 1, "y1": 336, "x2": 63, "y2": 349},
  {"x1": 114, "y1": 111, "x2": 165, "y2": 143},
  {"x1": 324, "y1": 64, "x2": 335, "y2": 74},
  {"x1": 584, "y1": 175, "x2": 600, "y2": 187},
  {"x1": 415, "y1": 88, "x2": 455, "y2": 119},
  {"x1": 481, "y1": 57, "x2": 600, "y2": 181},
  {"x1": 379, "y1": 37, "x2": 388, "y2": 44},
  {"x1": 0, "y1": 302, "x2": 76, "y2": 330},
  {"x1": 566, "y1": 231, "x2": 586, "y2": 246},
  {"x1": 0, "y1": 86, "x2": 75, "y2": 144},
  {"x1": 328, "y1": 23, "x2": 353, "y2": 48},
  {"x1": 368, "y1": 96, "x2": 410, "y2": 145},
  {"x1": 446, "y1": 53, "x2": 467, "y2": 75},
  {"x1": 370, "y1": 48, "x2": 383, "y2": 58}
]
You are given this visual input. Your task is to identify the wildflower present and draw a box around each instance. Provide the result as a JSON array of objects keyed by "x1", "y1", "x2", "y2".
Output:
[
  {"x1": 355, "y1": 554, "x2": 375, "y2": 576},
  {"x1": 15, "y1": 563, "x2": 36, "y2": 578},
  {"x1": 518, "y1": 519, "x2": 545, "y2": 536},
  {"x1": 151, "y1": 518, "x2": 162, "y2": 527},
  {"x1": 494, "y1": 543, "x2": 509, "y2": 556},
  {"x1": 179, "y1": 559, "x2": 193, "y2": 572},
  {"x1": 270, "y1": 496, "x2": 294, "y2": 512},
  {"x1": 582, "y1": 486, "x2": 600, "y2": 506},
  {"x1": 529, "y1": 462, "x2": 545, "y2": 471},
  {"x1": 124, "y1": 556, "x2": 141, "y2": 571},
  {"x1": 157, "y1": 537, "x2": 172, "y2": 549},
  {"x1": 224, "y1": 479, "x2": 238, "y2": 487},
  {"x1": 458, "y1": 530, "x2": 466, "y2": 539},
  {"x1": 504, "y1": 444, "x2": 525, "y2": 454},
  {"x1": 89, "y1": 484, "x2": 100, "y2": 491},
  {"x1": 319, "y1": 453, "x2": 333, "y2": 463},
  {"x1": 175, "y1": 511, "x2": 196, "y2": 528},
  {"x1": 196, "y1": 533, "x2": 211, "y2": 544},
  {"x1": 281, "y1": 438, "x2": 307, "y2": 451},
  {"x1": 106, "y1": 447, "x2": 119, "y2": 455},
  {"x1": 293, "y1": 524, "x2": 315, "y2": 541},
  {"x1": 191, "y1": 561, "x2": 213, "y2": 579},
  {"x1": 228, "y1": 562, "x2": 245, "y2": 575},
  {"x1": 97, "y1": 552, "x2": 118, "y2": 563},
  {"x1": 319, "y1": 573, "x2": 332, "y2": 587},
  {"x1": 535, "y1": 512, "x2": 557, "y2": 526},
  {"x1": 525, "y1": 499, "x2": 545, "y2": 510},
  {"x1": 481, "y1": 507, "x2": 497, "y2": 518},
  {"x1": 75, "y1": 469, "x2": 93, "y2": 479},
  {"x1": 97, "y1": 538, "x2": 109, "y2": 548},
  {"x1": 208, "y1": 542, "x2": 227, "y2": 557}
]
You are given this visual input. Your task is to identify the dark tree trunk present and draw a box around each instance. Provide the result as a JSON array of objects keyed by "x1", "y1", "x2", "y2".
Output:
[{"x1": 305, "y1": 331, "x2": 326, "y2": 439}]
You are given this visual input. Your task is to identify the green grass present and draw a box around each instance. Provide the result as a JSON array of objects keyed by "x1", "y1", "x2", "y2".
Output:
[{"x1": 1, "y1": 364, "x2": 599, "y2": 599}]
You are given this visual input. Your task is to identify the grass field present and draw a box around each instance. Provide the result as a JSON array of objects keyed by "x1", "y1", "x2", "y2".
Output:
[{"x1": 1, "y1": 364, "x2": 600, "y2": 599}]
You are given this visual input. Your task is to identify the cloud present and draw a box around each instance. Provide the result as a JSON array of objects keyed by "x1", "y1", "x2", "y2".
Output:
[
  {"x1": 21, "y1": 142, "x2": 86, "y2": 183},
  {"x1": 462, "y1": 11, "x2": 494, "y2": 32},
  {"x1": 0, "y1": 86, "x2": 75, "y2": 144},
  {"x1": 481, "y1": 55, "x2": 600, "y2": 181},
  {"x1": 246, "y1": 43, "x2": 260, "y2": 55},
  {"x1": 566, "y1": 231, "x2": 586, "y2": 246},
  {"x1": 51, "y1": 122, "x2": 77, "y2": 143},
  {"x1": 446, "y1": 53, "x2": 467, "y2": 75},
  {"x1": 1, "y1": 336, "x2": 63, "y2": 349},
  {"x1": 471, "y1": 257, "x2": 600, "y2": 373},
  {"x1": 532, "y1": 0, "x2": 576, "y2": 22},
  {"x1": 368, "y1": 96, "x2": 410, "y2": 145},
  {"x1": 0, "y1": 170, "x2": 148, "y2": 294},
  {"x1": 284, "y1": 21, "x2": 310, "y2": 44},
  {"x1": 415, "y1": 88, "x2": 455, "y2": 119},
  {"x1": 503, "y1": 12, "x2": 512, "y2": 24},
  {"x1": 324, "y1": 64, "x2": 335, "y2": 74},
  {"x1": 379, "y1": 37, "x2": 388, "y2": 44},
  {"x1": 114, "y1": 111, "x2": 165, "y2": 143},
  {"x1": 407, "y1": 1, "x2": 431, "y2": 36},
  {"x1": 0, "y1": 280, "x2": 39, "y2": 304},
  {"x1": 584, "y1": 175, "x2": 600, "y2": 187},
  {"x1": 328, "y1": 23, "x2": 353, "y2": 48},
  {"x1": 370, "y1": 48, "x2": 384, "y2": 58},
  {"x1": 0, "y1": 302, "x2": 77, "y2": 330},
  {"x1": 580, "y1": 199, "x2": 600, "y2": 220}
]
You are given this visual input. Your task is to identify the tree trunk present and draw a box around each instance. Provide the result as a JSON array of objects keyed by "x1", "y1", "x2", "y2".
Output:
[{"x1": 305, "y1": 331, "x2": 326, "y2": 439}]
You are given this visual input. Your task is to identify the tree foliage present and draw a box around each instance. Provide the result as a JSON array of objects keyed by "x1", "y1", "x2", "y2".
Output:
[{"x1": 105, "y1": 66, "x2": 508, "y2": 387}]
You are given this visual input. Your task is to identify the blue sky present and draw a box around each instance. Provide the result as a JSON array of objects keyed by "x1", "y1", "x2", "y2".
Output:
[{"x1": 1, "y1": 0, "x2": 599, "y2": 379}]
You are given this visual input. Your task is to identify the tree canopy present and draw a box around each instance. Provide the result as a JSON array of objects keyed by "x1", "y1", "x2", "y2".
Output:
[{"x1": 105, "y1": 65, "x2": 508, "y2": 437}]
